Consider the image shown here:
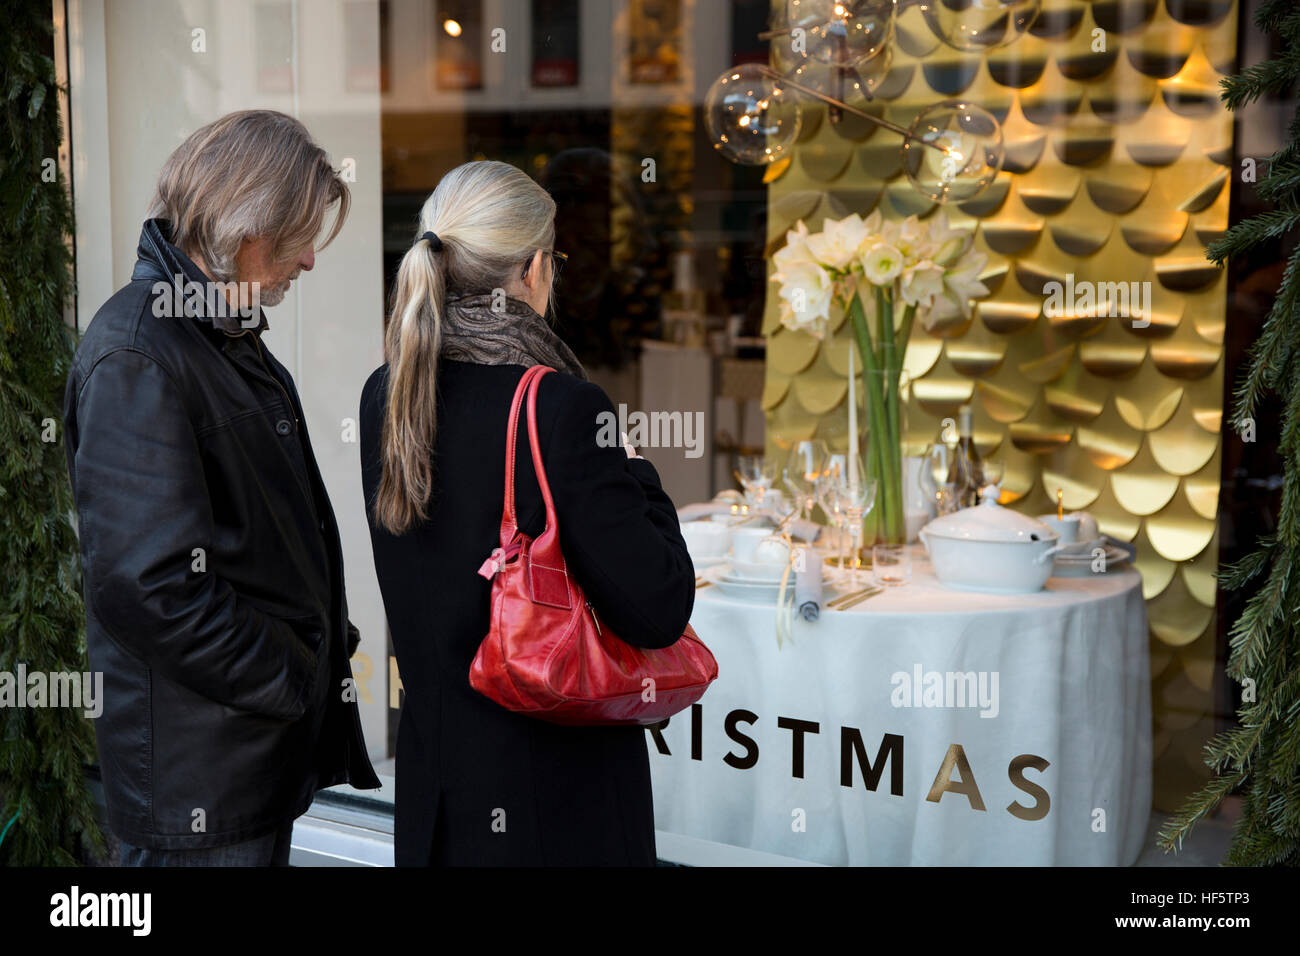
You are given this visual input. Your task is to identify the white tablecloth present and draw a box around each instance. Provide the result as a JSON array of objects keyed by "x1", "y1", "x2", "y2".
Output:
[{"x1": 650, "y1": 550, "x2": 1152, "y2": 865}]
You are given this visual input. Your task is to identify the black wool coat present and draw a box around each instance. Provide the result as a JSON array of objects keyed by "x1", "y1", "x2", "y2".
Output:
[{"x1": 359, "y1": 360, "x2": 696, "y2": 865}]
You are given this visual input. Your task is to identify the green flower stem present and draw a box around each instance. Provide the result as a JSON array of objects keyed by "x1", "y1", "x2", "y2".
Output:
[
  {"x1": 878, "y1": 286, "x2": 902, "y2": 509},
  {"x1": 877, "y1": 286, "x2": 903, "y2": 540},
  {"x1": 850, "y1": 291, "x2": 903, "y2": 544},
  {"x1": 896, "y1": 302, "x2": 916, "y2": 365},
  {"x1": 892, "y1": 297, "x2": 917, "y2": 466}
]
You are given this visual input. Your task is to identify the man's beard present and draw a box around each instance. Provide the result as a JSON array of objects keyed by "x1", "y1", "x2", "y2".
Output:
[
  {"x1": 254, "y1": 283, "x2": 287, "y2": 308},
  {"x1": 247, "y1": 274, "x2": 296, "y2": 310}
]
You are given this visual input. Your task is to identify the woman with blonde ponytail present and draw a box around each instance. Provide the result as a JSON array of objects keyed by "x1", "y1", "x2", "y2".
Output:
[{"x1": 359, "y1": 160, "x2": 696, "y2": 866}]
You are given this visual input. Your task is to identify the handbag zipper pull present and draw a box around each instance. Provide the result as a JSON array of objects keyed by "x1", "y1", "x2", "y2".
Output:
[{"x1": 585, "y1": 599, "x2": 602, "y2": 635}]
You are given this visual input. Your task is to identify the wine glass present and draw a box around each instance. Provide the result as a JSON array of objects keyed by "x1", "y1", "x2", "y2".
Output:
[
  {"x1": 924, "y1": 441, "x2": 961, "y2": 516},
  {"x1": 839, "y1": 476, "x2": 878, "y2": 587},
  {"x1": 735, "y1": 454, "x2": 778, "y2": 510},
  {"x1": 783, "y1": 439, "x2": 829, "y2": 522},
  {"x1": 817, "y1": 454, "x2": 850, "y2": 576}
]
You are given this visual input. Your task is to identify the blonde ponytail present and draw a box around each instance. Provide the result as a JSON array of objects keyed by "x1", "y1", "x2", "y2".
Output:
[{"x1": 375, "y1": 160, "x2": 557, "y2": 534}]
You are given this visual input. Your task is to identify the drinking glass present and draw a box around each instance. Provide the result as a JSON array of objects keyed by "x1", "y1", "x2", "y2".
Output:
[
  {"x1": 839, "y1": 477, "x2": 878, "y2": 588},
  {"x1": 735, "y1": 454, "x2": 778, "y2": 510},
  {"x1": 817, "y1": 454, "x2": 850, "y2": 576},
  {"x1": 924, "y1": 441, "x2": 960, "y2": 516},
  {"x1": 783, "y1": 439, "x2": 829, "y2": 522}
]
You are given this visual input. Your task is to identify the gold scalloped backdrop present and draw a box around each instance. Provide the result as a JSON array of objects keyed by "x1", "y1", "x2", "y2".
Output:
[{"x1": 761, "y1": 0, "x2": 1236, "y2": 812}]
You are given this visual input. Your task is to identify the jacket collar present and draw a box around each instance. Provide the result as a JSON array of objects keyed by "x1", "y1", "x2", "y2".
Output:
[{"x1": 131, "y1": 218, "x2": 269, "y2": 335}]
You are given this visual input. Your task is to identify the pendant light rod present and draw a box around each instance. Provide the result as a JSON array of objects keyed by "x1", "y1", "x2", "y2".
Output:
[{"x1": 754, "y1": 65, "x2": 948, "y2": 153}]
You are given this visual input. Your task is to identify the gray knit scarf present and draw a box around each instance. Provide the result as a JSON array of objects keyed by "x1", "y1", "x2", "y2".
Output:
[{"x1": 439, "y1": 292, "x2": 588, "y2": 381}]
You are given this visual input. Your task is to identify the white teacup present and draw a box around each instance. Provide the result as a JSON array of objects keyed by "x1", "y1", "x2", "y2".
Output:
[
  {"x1": 732, "y1": 527, "x2": 779, "y2": 564},
  {"x1": 1076, "y1": 512, "x2": 1100, "y2": 543},
  {"x1": 681, "y1": 519, "x2": 731, "y2": 560},
  {"x1": 1036, "y1": 513, "x2": 1080, "y2": 543}
]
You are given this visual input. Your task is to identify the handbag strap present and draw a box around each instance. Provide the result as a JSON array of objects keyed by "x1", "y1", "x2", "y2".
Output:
[
  {"x1": 493, "y1": 364, "x2": 574, "y2": 607},
  {"x1": 499, "y1": 364, "x2": 552, "y2": 548},
  {"x1": 522, "y1": 366, "x2": 561, "y2": 559}
]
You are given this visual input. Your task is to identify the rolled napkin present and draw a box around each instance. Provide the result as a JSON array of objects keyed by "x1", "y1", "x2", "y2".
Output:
[{"x1": 794, "y1": 546, "x2": 823, "y2": 621}]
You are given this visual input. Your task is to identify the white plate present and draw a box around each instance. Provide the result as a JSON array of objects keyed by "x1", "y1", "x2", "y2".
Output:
[
  {"x1": 700, "y1": 564, "x2": 795, "y2": 603},
  {"x1": 1056, "y1": 536, "x2": 1105, "y2": 556},
  {"x1": 727, "y1": 558, "x2": 790, "y2": 582},
  {"x1": 1052, "y1": 545, "x2": 1131, "y2": 576},
  {"x1": 690, "y1": 554, "x2": 729, "y2": 572}
]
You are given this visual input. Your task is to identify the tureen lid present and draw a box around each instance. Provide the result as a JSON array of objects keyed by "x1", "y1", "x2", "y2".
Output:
[{"x1": 922, "y1": 486, "x2": 1058, "y2": 543}]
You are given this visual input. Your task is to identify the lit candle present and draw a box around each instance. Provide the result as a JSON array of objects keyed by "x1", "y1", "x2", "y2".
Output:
[
  {"x1": 847, "y1": 344, "x2": 860, "y2": 496},
  {"x1": 1057, "y1": 488, "x2": 1063, "y2": 521}
]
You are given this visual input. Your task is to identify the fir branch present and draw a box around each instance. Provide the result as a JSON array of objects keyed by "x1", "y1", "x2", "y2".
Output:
[
  {"x1": 0, "y1": 0, "x2": 102, "y2": 865},
  {"x1": 1169, "y1": 1, "x2": 1300, "y2": 865},
  {"x1": 1216, "y1": 535, "x2": 1276, "y2": 589}
]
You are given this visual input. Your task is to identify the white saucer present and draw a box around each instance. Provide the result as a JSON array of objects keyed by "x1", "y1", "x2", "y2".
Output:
[
  {"x1": 1052, "y1": 544, "x2": 1131, "y2": 576},
  {"x1": 727, "y1": 558, "x2": 790, "y2": 582},
  {"x1": 690, "y1": 554, "x2": 730, "y2": 572},
  {"x1": 1056, "y1": 536, "x2": 1106, "y2": 557},
  {"x1": 700, "y1": 563, "x2": 795, "y2": 603}
]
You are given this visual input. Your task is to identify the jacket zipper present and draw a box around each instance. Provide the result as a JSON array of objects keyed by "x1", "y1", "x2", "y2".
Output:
[{"x1": 585, "y1": 600, "x2": 602, "y2": 635}]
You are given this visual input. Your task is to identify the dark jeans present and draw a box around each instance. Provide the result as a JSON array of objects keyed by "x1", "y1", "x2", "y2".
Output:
[{"x1": 119, "y1": 819, "x2": 295, "y2": 867}]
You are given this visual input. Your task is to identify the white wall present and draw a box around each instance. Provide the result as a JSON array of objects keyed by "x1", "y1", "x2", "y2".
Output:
[{"x1": 68, "y1": 0, "x2": 389, "y2": 769}]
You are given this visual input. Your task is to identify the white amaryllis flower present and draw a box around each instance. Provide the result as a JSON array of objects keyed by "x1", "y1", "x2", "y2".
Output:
[
  {"x1": 860, "y1": 243, "x2": 904, "y2": 285},
  {"x1": 899, "y1": 259, "x2": 946, "y2": 308},
  {"x1": 806, "y1": 213, "x2": 869, "y2": 271},
  {"x1": 773, "y1": 220, "x2": 815, "y2": 274},
  {"x1": 942, "y1": 255, "x2": 990, "y2": 315},
  {"x1": 775, "y1": 260, "x2": 836, "y2": 336},
  {"x1": 893, "y1": 215, "x2": 939, "y2": 263},
  {"x1": 767, "y1": 211, "x2": 987, "y2": 337},
  {"x1": 928, "y1": 213, "x2": 975, "y2": 268},
  {"x1": 919, "y1": 252, "x2": 991, "y2": 331},
  {"x1": 920, "y1": 292, "x2": 963, "y2": 332}
]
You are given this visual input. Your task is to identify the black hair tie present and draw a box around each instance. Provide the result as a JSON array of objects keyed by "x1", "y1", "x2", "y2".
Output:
[{"x1": 421, "y1": 231, "x2": 443, "y2": 251}]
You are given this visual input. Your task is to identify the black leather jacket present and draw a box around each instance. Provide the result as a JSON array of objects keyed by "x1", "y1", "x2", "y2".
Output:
[{"x1": 63, "y1": 219, "x2": 379, "y2": 849}]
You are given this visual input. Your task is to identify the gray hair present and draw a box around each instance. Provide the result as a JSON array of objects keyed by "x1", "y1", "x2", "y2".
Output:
[
  {"x1": 149, "y1": 110, "x2": 349, "y2": 281},
  {"x1": 376, "y1": 160, "x2": 556, "y2": 534}
]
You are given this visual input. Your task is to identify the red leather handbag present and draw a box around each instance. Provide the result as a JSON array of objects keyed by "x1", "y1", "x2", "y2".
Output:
[{"x1": 469, "y1": 364, "x2": 717, "y2": 725}]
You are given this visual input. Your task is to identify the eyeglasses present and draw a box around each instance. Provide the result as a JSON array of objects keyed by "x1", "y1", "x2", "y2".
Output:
[{"x1": 521, "y1": 249, "x2": 567, "y2": 280}]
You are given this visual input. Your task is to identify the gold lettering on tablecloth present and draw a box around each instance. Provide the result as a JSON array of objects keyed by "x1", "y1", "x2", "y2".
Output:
[
  {"x1": 1006, "y1": 754, "x2": 1052, "y2": 821},
  {"x1": 926, "y1": 744, "x2": 987, "y2": 811}
]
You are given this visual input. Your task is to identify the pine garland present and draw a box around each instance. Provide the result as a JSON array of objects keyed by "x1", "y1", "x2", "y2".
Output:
[
  {"x1": 1157, "y1": 0, "x2": 1300, "y2": 865},
  {"x1": 0, "y1": 1, "x2": 104, "y2": 864}
]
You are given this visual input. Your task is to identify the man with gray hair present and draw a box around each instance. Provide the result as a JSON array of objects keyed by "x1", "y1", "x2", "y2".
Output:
[{"x1": 62, "y1": 110, "x2": 379, "y2": 866}]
